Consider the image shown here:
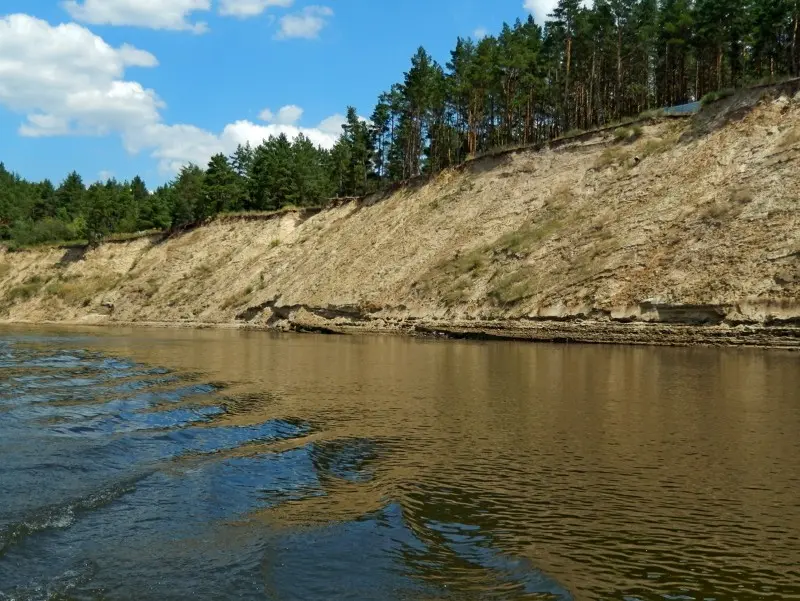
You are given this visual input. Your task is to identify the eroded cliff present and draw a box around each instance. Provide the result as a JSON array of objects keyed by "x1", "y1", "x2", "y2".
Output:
[{"x1": 2, "y1": 89, "x2": 799, "y2": 347}]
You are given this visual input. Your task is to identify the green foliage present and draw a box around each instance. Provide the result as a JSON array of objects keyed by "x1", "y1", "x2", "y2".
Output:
[
  {"x1": 9, "y1": 218, "x2": 78, "y2": 247},
  {"x1": 701, "y1": 88, "x2": 736, "y2": 106},
  {"x1": 0, "y1": 164, "x2": 174, "y2": 249},
  {"x1": 4, "y1": 275, "x2": 46, "y2": 305},
  {"x1": 201, "y1": 154, "x2": 240, "y2": 219},
  {"x1": 489, "y1": 269, "x2": 536, "y2": 306},
  {"x1": 171, "y1": 164, "x2": 205, "y2": 229},
  {"x1": 3, "y1": 0, "x2": 799, "y2": 246},
  {"x1": 614, "y1": 127, "x2": 634, "y2": 141},
  {"x1": 494, "y1": 219, "x2": 565, "y2": 255}
]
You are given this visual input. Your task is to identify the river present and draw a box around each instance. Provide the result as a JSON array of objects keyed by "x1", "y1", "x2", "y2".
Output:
[{"x1": 0, "y1": 326, "x2": 798, "y2": 600}]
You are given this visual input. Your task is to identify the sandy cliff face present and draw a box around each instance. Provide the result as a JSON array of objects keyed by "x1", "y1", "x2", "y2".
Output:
[{"x1": 1, "y1": 92, "x2": 799, "y2": 347}]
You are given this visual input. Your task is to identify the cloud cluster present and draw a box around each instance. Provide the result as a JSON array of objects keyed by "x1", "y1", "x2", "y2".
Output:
[
  {"x1": 61, "y1": 0, "x2": 333, "y2": 38},
  {"x1": 523, "y1": 0, "x2": 558, "y2": 20},
  {"x1": 129, "y1": 118, "x2": 342, "y2": 174},
  {"x1": 276, "y1": 5, "x2": 333, "y2": 39},
  {"x1": 0, "y1": 14, "x2": 343, "y2": 175},
  {"x1": 0, "y1": 14, "x2": 162, "y2": 137},
  {"x1": 259, "y1": 104, "x2": 304, "y2": 125},
  {"x1": 523, "y1": 0, "x2": 592, "y2": 21},
  {"x1": 219, "y1": 0, "x2": 293, "y2": 18},
  {"x1": 63, "y1": 0, "x2": 212, "y2": 33}
]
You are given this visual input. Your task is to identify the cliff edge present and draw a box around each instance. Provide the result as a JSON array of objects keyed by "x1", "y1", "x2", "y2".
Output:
[{"x1": 2, "y1": 89, "x2": 799, "y2": 348}]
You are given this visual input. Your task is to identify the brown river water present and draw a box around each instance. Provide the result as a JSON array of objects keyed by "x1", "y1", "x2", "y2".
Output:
[{"x1": 0, "y1": 326, "x2": 798, "y2": 600}]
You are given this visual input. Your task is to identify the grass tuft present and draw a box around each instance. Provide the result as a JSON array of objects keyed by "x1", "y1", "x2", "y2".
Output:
[
  {"x1": 730, "y1": 185, "x2": 754, "y2": 205},
  {"x1": 700, "y1": 88, "x2": 735, "y2": 106},
  {"x1": 489, "y1": 269, "x2": 536, "y2": 306}
]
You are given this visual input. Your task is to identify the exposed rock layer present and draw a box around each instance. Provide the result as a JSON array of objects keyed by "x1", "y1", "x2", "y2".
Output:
[{"x1": 1, "y1": 90, "x2": 799, "y2": 348}]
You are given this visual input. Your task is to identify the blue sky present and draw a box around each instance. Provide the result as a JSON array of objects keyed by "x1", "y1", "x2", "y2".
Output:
[{"x1": 0, "y1": 0, "x2": 556, "y2": 188}]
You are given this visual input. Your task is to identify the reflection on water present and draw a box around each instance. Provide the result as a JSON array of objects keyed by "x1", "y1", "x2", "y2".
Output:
[{"x1": 0, "y1": 326, "x2": 798, "y2": 601}]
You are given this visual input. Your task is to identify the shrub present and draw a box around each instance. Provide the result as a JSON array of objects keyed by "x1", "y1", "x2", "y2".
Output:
[
  {"x1": 489, "y1": 270, "x2": 536, "y2": 306},
  {"x1": 45, "y1": 275, "x2": 114, "y2": 305},
  {"x1": 639, "y1": 109, "x2": 666, "y2": 120},
  {"x1": 595, "y1": 147, "x2": 628, "y2": 169},
  {"x1": 495, "y1": 219, "x2": 564, "y2": 256},
  {"x1": 701, "y1": 88, "x2": 735, "y2": 106},
  {"x1": 614, "y1": 127, "x2": 633, "y2": 141},
  {"x1": 640, "y1": 136, "x2": 675, "y2": 158},
  {"x1": 9, "y1": 218, "x2": 79, "y2": 248},
  {"x1": 5, "y1": 282, "x2": 42, "y2": 303},
  {"x1": 563, "y1": 128, "x2": 585, "y2": 139}
]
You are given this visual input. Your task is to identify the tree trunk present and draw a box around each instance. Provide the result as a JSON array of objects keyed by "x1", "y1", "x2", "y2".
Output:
[
  {"x1": 617, "y1": 26, "x2": 623, "y2": 119},
  {"x1": 589, "y1": 47, "x2": 596, "y2": 125},
  {"x1": 565, "y1": 36, "x2": 573, "y2": 131},
  {"x1": 793, "y1": 11, "x2": 799, "y2": 75}
]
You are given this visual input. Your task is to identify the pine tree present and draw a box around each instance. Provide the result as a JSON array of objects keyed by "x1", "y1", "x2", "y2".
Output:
[
  {"x1": 31, "y1": 179, "x2": 56, "y2": 222},
  {"x1": 342, "y1": 106, "x2": 374, "y2": 196},
  {"x1": 552, "y1": 0, "x2": 584, "y2": 131},
  {"x1": 55, "y1": 172, "x2": 85, "y2": 221},
  {"x1": 171, "y1": 164, "x2": 205, "y2": 229},
  {"x1": 201, "y1": 154, "x2": 238, "y2": 219},
  {"x1": 370, "y1": 100, "x2": 392, "y2": 179},
  {"x1": 84, "y1": 183, "x2": 114, "y2": 246},
  {"x1": 230, "y1": 143, "x2": 254, "y2": 209}
]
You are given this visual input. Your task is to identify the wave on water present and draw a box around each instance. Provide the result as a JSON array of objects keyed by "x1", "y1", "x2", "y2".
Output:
[
  {"x1": 0, "y1": 334, "x2": 582, "y2": 600},
  {"x1": 0, "y1": 560, "x2": 98, "y2": 601},
  {"x1": 0, "y1": 475, "x2": 146, "y2": 559}
]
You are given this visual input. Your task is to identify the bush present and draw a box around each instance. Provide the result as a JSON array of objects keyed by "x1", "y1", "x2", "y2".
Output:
[
  {"x1": 614, "y1": 127, "x2": 633, "y2": 141},
  {"x1": 639, "y1": 109, "x2": 666, "y2": 120},
  {"x1": 9, "y1": 218, "x2": 78, "y2": 247},
  {"x1": 595, "y1": 147, "x2": 629, "y2": 169},
  {"x1": 701, "y1": 88, "x2": 735, "y2": 106}
]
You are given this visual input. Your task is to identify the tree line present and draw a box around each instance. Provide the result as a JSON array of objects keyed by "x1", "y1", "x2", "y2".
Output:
[{"x1": 2, "y1": 0, "x2": 798, "y2": 247}]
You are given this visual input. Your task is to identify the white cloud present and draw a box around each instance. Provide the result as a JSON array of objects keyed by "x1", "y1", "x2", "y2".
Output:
[
  {"x1": 131, "y1": 118, "x2": 341, "y2": 173},
  {"x1": 62, "y1": 0, "x2": 211, "y2": 33},
  {"x1": 259, "y1": 104, "x2": 304, "y2": 125},
  {"x1": 219, "y1": 0, "x2": 293, "y2": 18},
  {"x1": 524, "y1": 0, "x2": 592, "y2": 20},
  {"x1": 523, "y1": 0, "x2": 557, "y2": 20},
  {"x1": 315, "y1": 113, "x2": 372, "y2": 136},
  {"x1": 473, "y1": 27, "x2": 488, "y2": 39},
  {"x1": 222, "y1": 119, "x2": 338, "y2": 152},
  {"x1": 97, "y1": 170, "x2": 115, "y2": 182},
  {"x1": 317, "y1": 114, "x2": 346, "y2": 136},
  {"x1": 276, "y1": 5, "x2": 332, "y2": 39},
  {"x1": 126, "y1": 123, "x2": 226, "y2": 174},
  {"x1": 0, "y1": 14, "x2": 162, "y2": 137},
  {"x1": 0, "y1": 13, "x2": 342, "y2": 176}
]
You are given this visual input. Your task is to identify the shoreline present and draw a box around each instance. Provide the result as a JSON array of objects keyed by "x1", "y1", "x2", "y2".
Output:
[{"x1": 3, "y1": 316, "x2": 799, "y2": 350}]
